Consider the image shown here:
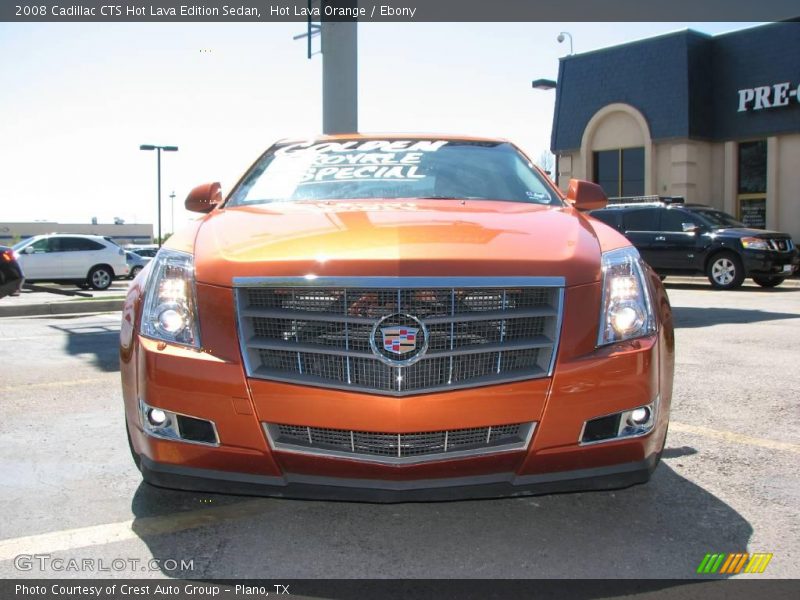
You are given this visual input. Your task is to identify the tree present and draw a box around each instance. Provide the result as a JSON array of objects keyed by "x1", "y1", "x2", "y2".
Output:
[{"x1": 537, "y1": 150, "x2": 555, "y2": 176}]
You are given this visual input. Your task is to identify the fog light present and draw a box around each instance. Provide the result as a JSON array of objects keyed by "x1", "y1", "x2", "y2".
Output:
[
  {"x1": 581, "y1": 399, "x2": 658, "y2": 445},
  {"x1": 147, "y1": 408, "x2": 167, "y2": 426},
  {"x1": 139, "y1": 399, "x2": 219, "y2": 446},
  {"x1": 628, "y1": 406, "x2": 651, "y2": 426}
]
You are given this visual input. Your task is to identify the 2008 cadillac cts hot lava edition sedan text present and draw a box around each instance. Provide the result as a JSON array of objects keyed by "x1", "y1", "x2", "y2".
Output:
[{"x1": 120, "y1": 135, "x2": 674, "y2": 501}]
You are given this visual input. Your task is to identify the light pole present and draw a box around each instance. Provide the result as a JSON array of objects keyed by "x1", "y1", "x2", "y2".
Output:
[
  {"x1": 169, "y1": 190, "x2": 176, "y2": 236},
  {"x1": 139, "y1": 144, "x2": 178, "y2": 247},
  {"x1": 530, "y1": 79, "x2": 560, "y2": 188}
]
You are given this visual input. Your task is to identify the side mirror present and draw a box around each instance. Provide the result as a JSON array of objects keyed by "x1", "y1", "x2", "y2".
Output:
[
  {"x1": 185, "y1": 182, "x2": 222, "y2": 214},
  {"x1": 23, "y1": 246, "x2": 35, "y2": 254},
  {"x1": 682, "y1": 222, "x2": 701, "y2": 233},
  {"x1": 566, "y1": 179, "x2": 608, "y2": 211}
]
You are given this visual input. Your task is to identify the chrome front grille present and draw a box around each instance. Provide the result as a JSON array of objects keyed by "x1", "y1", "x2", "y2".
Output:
[
  {"x1": 264, "y1": 422, "x2": 535, "y2": 464},
  {"x1": 767, "y1": 238, "x2": 793, "y2": 252},
  {"x1": 235, "y1": 277, "x2": 564, "y2": 396}
]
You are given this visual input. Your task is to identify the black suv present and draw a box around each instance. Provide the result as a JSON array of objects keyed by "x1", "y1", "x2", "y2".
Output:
[{"x1": 590, "y1": 200, "x2": 799, "y2": 289}]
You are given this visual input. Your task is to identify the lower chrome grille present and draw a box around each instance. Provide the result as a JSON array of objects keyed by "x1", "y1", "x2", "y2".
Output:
[
  {"x1": 767, "y1": 238, "x2": 793, "y2": 252},
  {"x1": 235, "y1": 276, "x2": 564, "y2": 396},
  {"x1": 264, "y1": 422, "x2": 535, "y2": 464}
]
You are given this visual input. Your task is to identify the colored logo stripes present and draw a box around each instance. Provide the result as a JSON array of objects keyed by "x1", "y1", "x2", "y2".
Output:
[{"x1": 696, "y1": 552, "x2": 773, "y2": 574}]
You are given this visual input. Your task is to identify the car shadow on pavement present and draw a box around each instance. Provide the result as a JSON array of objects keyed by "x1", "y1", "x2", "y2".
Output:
[
  {"x1": 129, "y1": 457, "x2": 751, "y2": 581},
  {"x1": 672, "y1": 306, "x2": 800, "y2": 329},
  {"x1": 48, "y1": 320, "x2": 120, "y2": 372},
  {"x1": 664, "y1": 281, "x2": 799, "y2": 293}
]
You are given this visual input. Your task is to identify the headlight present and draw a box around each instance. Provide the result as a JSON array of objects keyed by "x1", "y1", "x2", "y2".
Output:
[
  {"x1": 741, "y1": 237, "x2": 768, "y2": 250},
  {"x1": 141, "y1": 249, "x2": 201, "y2": 348},
  {"x1": 598, "y1": 246, "x2": 656, "y2": 345}
]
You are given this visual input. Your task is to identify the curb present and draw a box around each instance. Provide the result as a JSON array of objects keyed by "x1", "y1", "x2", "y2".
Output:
[{"x1": 0, "y1": 299, "x2": 124, "y2": 318}]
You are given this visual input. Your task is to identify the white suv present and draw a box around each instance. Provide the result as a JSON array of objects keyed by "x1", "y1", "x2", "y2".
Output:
[{"x1": 13, "y1": 234, "x2": 129, "y2": 290}]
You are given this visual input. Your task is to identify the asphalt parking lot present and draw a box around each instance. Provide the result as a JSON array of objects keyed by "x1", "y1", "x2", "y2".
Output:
[{"x1": 0, "y1": 276, "x2": 797, "y2": 580}]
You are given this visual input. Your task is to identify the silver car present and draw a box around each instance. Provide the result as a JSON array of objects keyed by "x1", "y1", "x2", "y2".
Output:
[{"x1": 13, "y1": 234, "x2": 129, "y2": 290}]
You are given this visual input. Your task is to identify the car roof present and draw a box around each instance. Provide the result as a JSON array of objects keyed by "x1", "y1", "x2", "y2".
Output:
[
  {"x1": 21, "y1": 233, "x2": 110, "y2": 243},
  {"x1": 274, "y1": 132, "x2": 511, "y2": 145},
  {"x1": 680, "y1": 203, "x2": 715, "y2": 210},
  {"x1": 29, "y1": 233, "x2": 105, "y2": 238}
]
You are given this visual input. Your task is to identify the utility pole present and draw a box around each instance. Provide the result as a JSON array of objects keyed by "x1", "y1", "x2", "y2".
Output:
[
  {"x1": 295, "y1": 1, "x2": 358, "y2": 134},
  {"x1": 321, "y1": 18, "x2": 358, "y2": 134}
]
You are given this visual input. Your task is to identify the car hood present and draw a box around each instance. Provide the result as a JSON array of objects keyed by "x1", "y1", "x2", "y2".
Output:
[
  {"x1": 191, "y1": 200, "x2": 606, "y2": 287},
  {"x1": 714, "y1": 227, "x2": 792, "y2": 239}
]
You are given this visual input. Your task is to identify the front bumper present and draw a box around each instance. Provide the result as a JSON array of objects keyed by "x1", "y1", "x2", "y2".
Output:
[
  {"x1": 139, "y1": 453, "x2": 658, "y2": 502},
  {"x1": 742, "y1": 248, "x2": 799, "y2": 277},
  {"x1": 122, "y1": 277, "x2": 674, "y2": 501}
]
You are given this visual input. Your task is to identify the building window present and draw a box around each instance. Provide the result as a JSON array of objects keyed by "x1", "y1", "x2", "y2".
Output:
[
  {"x1": 593, "y1": 147, "x2": 644, "y2": 198},
  {"x1": 737, "y1": 140, "x2": 767, "y2": 229}
]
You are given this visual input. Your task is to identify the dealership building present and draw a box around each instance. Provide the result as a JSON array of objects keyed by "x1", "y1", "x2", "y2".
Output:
[
  {"x1": 550, "y1": 21, "x2": 800, "y2": 240},
  {"x1": 0, "y1": 222, "x2": 153, "y2": 246}
]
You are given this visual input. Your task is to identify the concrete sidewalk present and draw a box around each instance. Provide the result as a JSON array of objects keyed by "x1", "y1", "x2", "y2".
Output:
[{"x1": 0, "y1": 283, "x2": 127, "y2": 317}]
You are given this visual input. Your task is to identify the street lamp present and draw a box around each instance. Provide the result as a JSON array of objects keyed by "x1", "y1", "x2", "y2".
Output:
[
  {"x1": 530, "y1": 79, "x2": 559, "y2": 187},
  {"x1": 531, "y1": 79, "x2": 557, "y2": 91},
  {"x1": 139, "y1": 144, "x2": 179, "y2": 247},
  {"x1": 557, "y1": 31, "x2": 574, "y2": 55}
]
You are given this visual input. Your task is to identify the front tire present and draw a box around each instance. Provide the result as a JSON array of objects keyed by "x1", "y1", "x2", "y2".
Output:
[
  {"x1": 87, "y1": 265, "x2": 113, "y2": 290},
  {"x1": 706, "y1": 252, "x2": 744, "y2": 290},
  {"x1": 129, "y1": 265, "x2": 143, "y2": 280},
  {"x1": 752, "y1": 275, "x2": 786, "y2": 288}
]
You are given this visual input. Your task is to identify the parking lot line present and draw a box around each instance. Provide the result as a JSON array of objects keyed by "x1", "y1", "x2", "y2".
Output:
[
  {"x1": 670, "y1": 421, "x2": 800, "y2": 454},
  {"x1": 0, "y1": 499, "x2": 271, "y2": 561}
]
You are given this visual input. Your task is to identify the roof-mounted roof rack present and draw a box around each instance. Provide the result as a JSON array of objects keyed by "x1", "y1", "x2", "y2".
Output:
[{"x1": 606, "y1": 195, "x2": 685, "y2": 206}]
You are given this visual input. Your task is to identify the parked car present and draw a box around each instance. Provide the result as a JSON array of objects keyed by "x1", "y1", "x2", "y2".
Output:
[
  {"x1": 0, "y1": 245, "x2": 25, "y2": 299},
  {"x1": 589, "y1": 200, "x2": 799, "y2": 289},
  {"x1": 125, "y1": 251, "x2": 149, "y2": 280},
  {"x1": 121, "y1": 134, "x2": 674, "y2": 501},
  {"x1": 127, "y1": 245, "x2": 158, "y2": 259},
  {"x1": 13, "y1": 234, "x2": 129, "y2": 290}
]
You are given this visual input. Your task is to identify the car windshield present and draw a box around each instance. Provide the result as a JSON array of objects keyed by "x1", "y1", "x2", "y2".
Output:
[
  {"x1": 12, "y1": 238, "x2": 34, "y2": 251},
  {"x1": 693, "y1": 209, "x2": 745, "y2": 228},
  {"x1": 226, "y1": 139, "x2": 561, "y2": 206}
]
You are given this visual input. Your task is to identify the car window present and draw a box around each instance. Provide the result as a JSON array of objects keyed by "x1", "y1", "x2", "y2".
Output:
[
  {"x1": 590, "y1": 210, "x2": 622, "y2": 230},
  {"x1": 661, "y1": 210, "x2": 701, "y2": 232},
  {"x1": 12, "y1": 238, "x2": 33, "y2": 251},
  {"x1": 25, "y1": 238, "x2": 52, "y2": 253},
  {"x1": 60, "y1": 237, "x2": 105, "y2": 251},
  {"x1": 622, "y1": 208, "x2": 660, "y2": 232},
  {"x1": 692, "y1": 209, "x2": 744, "y2": 229},
  {"x1": 227, "y1": 139, "x2": 561, "y2": 206}
]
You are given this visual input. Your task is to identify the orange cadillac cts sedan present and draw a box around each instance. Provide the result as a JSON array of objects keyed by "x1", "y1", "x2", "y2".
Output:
[{"x1": 120, "y1": 135, "x2": 674, "y2": 501}]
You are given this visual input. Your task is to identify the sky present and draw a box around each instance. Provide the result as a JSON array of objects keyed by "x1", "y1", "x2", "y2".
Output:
[{"x1": 0, "y1": 21, "x2": 762, "y2": 233}]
